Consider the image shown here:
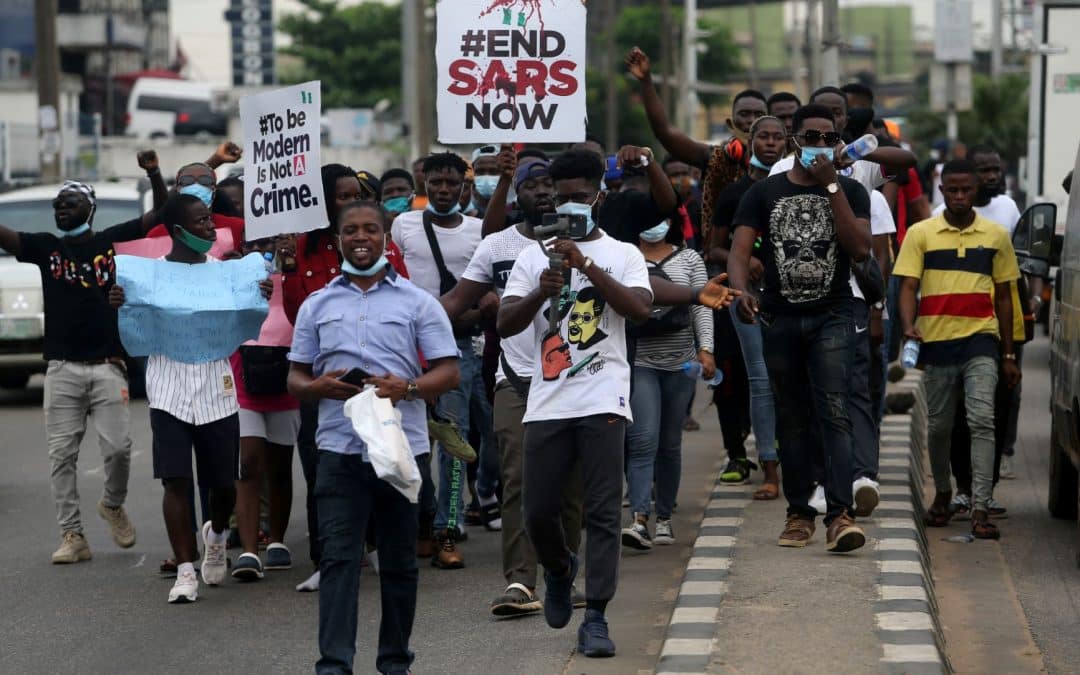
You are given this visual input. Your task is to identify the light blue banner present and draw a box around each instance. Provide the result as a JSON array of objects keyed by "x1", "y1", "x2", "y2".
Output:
[{"x1": 116, "y1": 253, "x2": 270, "y2": 364}]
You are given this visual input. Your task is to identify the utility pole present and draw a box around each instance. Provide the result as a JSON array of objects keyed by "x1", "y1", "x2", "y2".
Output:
[
  {"x1": 748, "y1": 0, "x2": 761, "y2": 90},
  {"x1": 602, "y1": 0, "x2": 618, "y2": 151},
  {"x1": 403, "y1": 0, "x2": 434, "y2": 162},
  {"x1": 991, "y1": 0, "x2": 1004, "y2": 81},
  {"x1": 821, "y1": 0, "x2": 840, "y2": 85},
  {"x1": 659, "y1": 0, "x2": 673, "y2": 119},
  {"x1": 402, "y1": 0, "x2": 419, "y2": 161},
  {"x1": 417, "y1": 0, "x2": 435, "y2": 157},
  {"x1": 805, "y1": 0, "x2": 820, "y2": 90},
  {"x1": 680, "y1": 0, "x2": 698, "y2": 134},
  {"x1": 34, "y1": 0, "x2": 61, "y2": 182}
]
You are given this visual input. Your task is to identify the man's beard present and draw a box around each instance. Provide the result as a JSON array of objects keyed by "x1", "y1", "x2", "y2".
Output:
[{"x1": 977, "y1": 184, "x2": 1001, "y2": 202}]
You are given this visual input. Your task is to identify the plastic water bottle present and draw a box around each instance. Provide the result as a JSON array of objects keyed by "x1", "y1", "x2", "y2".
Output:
[
  {"x1": 681, "y1": 360, "x2": 724, "y2": 388},
  {"x1": 841, "y1": 133, "x2": 879, "y2": 162},
  {"x1": 262, "y1": 250, "x2": 275, "y2": 273},
  {"x1": 901, "y1": 339, "x2": 920, "y2": 369}
]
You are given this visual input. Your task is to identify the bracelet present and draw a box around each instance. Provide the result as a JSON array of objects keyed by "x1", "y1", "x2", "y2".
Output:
[
  {"x1": 582, "y1": 257, "x2": 594, "y2": 271},
  {"x1": 1002, "y1": 353, "x2": 1017, "y2": 361}
]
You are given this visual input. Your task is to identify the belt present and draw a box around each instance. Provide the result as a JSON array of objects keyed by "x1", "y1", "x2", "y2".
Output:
[{"x1": 71, "y1": 357, "x2": 127, "y2": 367}]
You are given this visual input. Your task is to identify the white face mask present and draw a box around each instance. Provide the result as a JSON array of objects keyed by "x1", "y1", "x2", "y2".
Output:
[
  {"x1": 554, "y1": 192, "x2": 599, "y2": 239},
  {"x1": 639, "y1": 222, "x2": 670, "y2": 243}
]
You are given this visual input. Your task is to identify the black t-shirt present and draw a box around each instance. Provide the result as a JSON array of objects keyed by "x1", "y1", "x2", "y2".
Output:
[
  {"x1": 16, "y1": 219, "x2": 145, "y2": 360},
  {"x1": 733, "y1": 173, "x2": 871, "y2": 314},
  {"x1": 599, "y1": 190, "x2": 667, "y2": 244},
  {"x1": 711, "y1": 174, "x2": 755, "y2": 233}
]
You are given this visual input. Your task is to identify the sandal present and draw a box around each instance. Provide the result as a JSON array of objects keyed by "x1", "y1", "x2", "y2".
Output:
[
  {"x1": 971, "y1": 513, "x2": 1001, "y2": 540},
  {"x1": 754, "y1": 481, "x2": 780, "y2": 500},
  {"x1": 923, "y1": 509, "x2": 950, "y2": 527}
]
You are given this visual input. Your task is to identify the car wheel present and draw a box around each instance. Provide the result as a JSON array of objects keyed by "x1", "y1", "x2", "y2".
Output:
[
  {"x1": 0, "y1": 372, "x2": 30, "y2": 389},
  {"x1": 1049, "y1": 416, "x2": 1079, "y2": 519}
]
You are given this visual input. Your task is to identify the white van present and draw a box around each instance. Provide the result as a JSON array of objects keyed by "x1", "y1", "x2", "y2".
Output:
[{"x1": 124, "y1": 77, "x2": 221, "y2": 140}]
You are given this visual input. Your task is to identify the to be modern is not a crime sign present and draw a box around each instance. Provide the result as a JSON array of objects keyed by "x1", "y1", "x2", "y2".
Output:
[{"x1": 436, "y1": 0, "x2": 587, "y2": 144}]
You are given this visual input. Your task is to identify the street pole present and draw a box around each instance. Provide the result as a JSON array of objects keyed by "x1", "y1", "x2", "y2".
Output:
[
  {"x1": 602, "y1": 0, "x2": 618, "y2": 152},
  {"x1": 681, "y1": 0, "x2": 698, "y2": 134},
  {"x1": 821, "y1": 0, "x2": 840, "y2": 85},
  {"x1": 991, "y1": 0, "x2": 1003, "y2": 81},
  {"x1": 659, "y1": 0, "x2": 673, "y2": 119},
  {"x1": 34, "y1": 0, "x2": 61, "y2": 182},
  {"x1": 946, "y1": 64, "x2": 958, "y2": 146},
  {"x1": 401, "y1": 0, "x2": 418, "y2": 161},
  {"x1": 748, "y1": 0, "x2": 760, "y2": 90},
  {"x1": 416, "y1": 0, "x2": 435, "y2": 158},
  {"x1": 805, "y1": 0, "x2": 820, "y2": 90}
]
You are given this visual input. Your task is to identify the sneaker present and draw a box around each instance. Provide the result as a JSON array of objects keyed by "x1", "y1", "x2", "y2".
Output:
[
  {"x1": 491, "y1": 583, "x2": 543, "y2": 617},
  {"x1": 654, "y1": 518, "x2": 675, "y2": 545},
  {"x1": 777, "y1": 514, "x2": 815, "y2": 547},
  {"x1": 200, "y1": 521, "x2": 228, "y2": 586},
  {"x1": 577, "y1": 609, "x2": 616, "y2": 658},
  {"x1": 168, "y1": 569, "x2": 199, "y2": 604},
  {"x1": 853, "y1": 477, "x2": 880, "y2": 518},
  {"x1": 720, "y1": 458, "x2": 756, "y2": 484},
  {"x1": 51, "y1": 530, "x2": 92, "y2": 564},
  {"x1": 950, "y1": 493, "x2": 972, "y2": 520},
  {"x1": 464, "y1": 507, "x2": 483, "y2": 527},
  {"x1": 1000, "y1": 456, "x2": 1016, "y2": 480},
  {"x1": 572, "y1": 585, "x2": 586, "y2": 609},
  {"x1": 296, "y1": 569, "x2": 320, "y2": 592},
  {"x1": 432, "y1": 529, "x2": 464, "y2": 569},
  {"x1": 620, "y1": 516, "x2": 652, "y2": 550},
  {"x1": 543, "y1": 553, "x2": 578, "y2": 629},
  {"x1": 809, "y1": 485, "x2": 827, "y2": 515},
  {"x1": 480, "y1": 501, "x2": 502, "y2": 531},
  {"x1": 231, "y1": 552, "x2": 265, "y2": 581},
  {"x1": 96, "y1": 501, "x2": 136, "y2": 548},
  {"x1": 265, "y1": 543, "x2": 292, "y2": 570},
  {"x1": 987, "y1": 498, "x2": 1008, "y2": 519},
  {"x1": 825, "y1": 511, "x2": 866, "y2": 553},
  {"x1": 427, "y1": 414, "x2": 478, "y2": 463}
]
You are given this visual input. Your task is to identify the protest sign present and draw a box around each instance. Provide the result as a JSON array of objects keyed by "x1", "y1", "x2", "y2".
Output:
[
  {"x1": 115, "y1": 228, "x2": 235, "y2": 260},
  {"x1": 435, "y1": 0, "x2": 587, "y2": 144},
  {"x1": 116, "y1": 253, "x2": 269, "y2": 364},
  {"x1": 240, "y1": 81, "x2": 326, "y2": 240}
]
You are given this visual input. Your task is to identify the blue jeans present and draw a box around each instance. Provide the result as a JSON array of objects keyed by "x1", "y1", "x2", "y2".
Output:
[
  {"x1": 434, "y1": 338, "x2": 496, "y2": 531},
  {"x1": 626, "y1": 366, "x2": 696, "y2": 519},
  {"x1": 315, "y1": 451, "x2": 419, "y2": 675},
  {"x1": 729, "y1": 301, "x2": 779, "y2": 462},
  {"x1": 761, "y1": 305, "x2": 856, "y2": 524}
]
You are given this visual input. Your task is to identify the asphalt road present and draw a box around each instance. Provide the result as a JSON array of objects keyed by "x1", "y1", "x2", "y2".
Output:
[{"x1": 0, "y1": 375, "x2": 721, "y2": 674}]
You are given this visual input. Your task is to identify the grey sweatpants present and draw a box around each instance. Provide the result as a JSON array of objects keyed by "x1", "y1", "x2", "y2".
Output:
[
  {"x1": 523, "y1": 413, "x2": 625, "y2": 604},
  {"x1": 43, "y1": 360, "x2": 132, "y2": 533}
]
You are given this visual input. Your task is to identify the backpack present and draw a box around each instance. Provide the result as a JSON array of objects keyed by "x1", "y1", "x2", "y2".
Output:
[{"x1": 632, "y1": 249, "x2": 692, "y2": 338}]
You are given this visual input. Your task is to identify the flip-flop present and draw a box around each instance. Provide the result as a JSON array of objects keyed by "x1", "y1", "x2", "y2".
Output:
[
  {"x1": 971, "y1": 519, "x2": 1001, "y2": 540},
  {"x1": 753, "y1": 481, "x2": 780, "y2": 500},
  {"x1": 923, "y1": 508, "x2": 950, "y2": 528}
]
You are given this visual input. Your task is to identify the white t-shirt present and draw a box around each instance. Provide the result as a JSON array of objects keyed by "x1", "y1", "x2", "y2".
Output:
[
  {"x1": 770, "y1": 156, "x2": 886, "y2": 195},
  {"x1": 932, "y1": 194, "x2": 1021, "y2": 237},
  {"x1": 503, "y1": 232, "x2": 652, "y2": 423},
  {"x1": 460, "y1": 224, "x2": 538, "y2": 386},
  {"x1": 849, "y1": 189, "x2": 898, "y2": 300},
  {"x1": 390, "y1": 209, "x2": 483, "y2": 298}
]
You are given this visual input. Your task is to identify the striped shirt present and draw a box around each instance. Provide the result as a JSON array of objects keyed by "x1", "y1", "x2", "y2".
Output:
[
  {"x1": 892, "y1": 213, "x2": 1020, "y2": 364},
  {"x1": 635, "y1": 247, "x2": 714, "y2": 370},
  {"x1": 146, "y1": 355, "x2": 239, "y2": 425}
]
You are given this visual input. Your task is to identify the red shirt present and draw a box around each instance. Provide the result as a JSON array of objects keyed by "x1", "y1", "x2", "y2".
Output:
[
  {"x1": 282, "y1": 229, "x2": 409, "y2": 324},
  {"x1": 146, "y1": 213, "x2": 245, "y2": 251},
  {"x1": 895, "y1": 168, "x2": 924, "y2": 246}
]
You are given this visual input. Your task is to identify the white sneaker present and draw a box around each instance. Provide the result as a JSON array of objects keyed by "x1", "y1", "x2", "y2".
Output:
[
  {"x1": 200, "y1": 521, "x2": 227, "y2": 586},
  {"x1": 1000, "y1": 456, "x2": 1016, "y2": 479},
  {"x1": 168, "y1": 570, "x2": 199, "y2": 603},
  {"x1": 654, "y1": 518, "x2": 675, "y2": 545},
  {"x1": 809, "y1": 485, "x2": 827, "y2": 515},
  {"x1": 853, "y1": 477, "x2": 881, "y2": 517},
  {"x1": 296, "y1": 569, "x2": 320, "y2": 592}
]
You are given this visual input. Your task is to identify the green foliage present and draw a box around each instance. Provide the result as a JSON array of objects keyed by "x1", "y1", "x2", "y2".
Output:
[
  {"x1": 277, "y1": 0, "x2": 403, "y2": 109},
  {"x1": 907, "y1": 73, "x2": 1029, "y2": 162},
  {"x1": 584, "y1": 68, "x2": 654, "y2": 148}
]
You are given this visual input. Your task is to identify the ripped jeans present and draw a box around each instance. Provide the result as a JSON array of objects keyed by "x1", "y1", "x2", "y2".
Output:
[{"x1": 760, "y1": 303, "x2": 857, "y2": 525}]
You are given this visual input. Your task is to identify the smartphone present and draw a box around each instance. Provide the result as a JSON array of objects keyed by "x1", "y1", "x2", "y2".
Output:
[{"x1": 338, "y1": 367, "x2": 373, "y2": 387}]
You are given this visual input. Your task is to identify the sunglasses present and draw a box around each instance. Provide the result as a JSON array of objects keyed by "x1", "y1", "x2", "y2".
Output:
[
  {"x1": 792, "y1": 130, "x2": 842, "y2": 147},
  {"x1": 176, "y1": 175, "x2": 215, "y2": 188},
  {"x1": 52, "y1": 197, "x2": 84, "y2": 209}
]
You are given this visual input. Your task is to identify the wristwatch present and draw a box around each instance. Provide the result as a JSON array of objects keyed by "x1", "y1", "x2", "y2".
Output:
[
  {"x1": 699, "y1": 346, "x2": 714, "y2": 355},
  {"x1": 826, "y1": 182, "x2": 840, "y2": 194},
  {"x1": 1002, "y1": 353, "x2": 1017, "y2": 361},
  {"x1": 582, "y1": 257, "x2": 594, "y2": 271},
  {"x1": 404, "y1": 380, "x2": 419, "y2": 401}
]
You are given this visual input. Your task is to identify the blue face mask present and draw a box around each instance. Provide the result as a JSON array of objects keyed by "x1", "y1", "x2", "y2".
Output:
[
  {"x1": 180, "y1": 183, "x2": 214, "y2": 207},
  {"x1": 749, "y1": 154, "x2": 773, "y2": 171},
  {"x1": 473, "y1": 175, "x2": 499, "y2": 198},
  {"x1": 383, "y1": 196, "x2": 411, "y2": 214},
  {"x1": 425, "y1": 201, "x2": 462, "y2": 217},
  {"x1": 341, "y1": 255, "x2": 389, "y2": 277},
  {"x1": 554, "y1": 193, "x2": 599, "y2": 239},
  {"x1": 639, "y1": 222, "x2": 670, "y2": 243},
  {"x1": 798, "y1": 146, "x2": 834, "y2": 169},
  {"x1": 61, "y1": 223, "x2": 91, "y2": 238}
]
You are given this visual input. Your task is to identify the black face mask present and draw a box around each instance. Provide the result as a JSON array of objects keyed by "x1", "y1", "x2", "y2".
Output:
[{"x1": 845, "y1": 107, "x2": 875, "y2": 142}]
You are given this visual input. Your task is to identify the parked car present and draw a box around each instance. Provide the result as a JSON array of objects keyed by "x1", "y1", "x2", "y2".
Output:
[
  {"x1": 0, "y1": 182, "x2": 151, "y2": 393},
  {"x1": 173, "y1": 101, "x2": 229, "y2": 138},
  {"x1": 124, "y1": 77, "x2": 223, "y2": 140}
]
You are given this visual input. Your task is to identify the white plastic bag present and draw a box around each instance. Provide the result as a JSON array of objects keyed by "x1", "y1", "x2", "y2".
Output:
[{"x1": 343, "y1": 388, "x2": 421, "y2": 503}]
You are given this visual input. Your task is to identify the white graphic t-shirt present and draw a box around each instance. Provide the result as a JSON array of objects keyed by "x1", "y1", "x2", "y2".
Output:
[
  {"x1": 391, "y1": 209, "x2": 483, "y2": 298},
  {"x1": 503, "y1": 232, "x2": 652, "y2": 423},
  {"x1": 461, "y1": 224, "x2": 537, "y2": 386}
]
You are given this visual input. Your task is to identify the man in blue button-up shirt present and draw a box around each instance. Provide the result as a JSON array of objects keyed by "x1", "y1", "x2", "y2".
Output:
[{"x1": 287, "y1": 201, "x2": 460, "y2": 675}]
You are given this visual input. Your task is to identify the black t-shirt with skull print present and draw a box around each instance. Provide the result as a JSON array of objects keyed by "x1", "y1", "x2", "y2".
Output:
[{"x1": 732, "y1": 173, "x2": 870, "y2": 314}]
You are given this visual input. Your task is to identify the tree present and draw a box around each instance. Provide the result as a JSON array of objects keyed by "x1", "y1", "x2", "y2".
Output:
[{"x1": 277, "y1": 0, "x2": 402, "y2": 109}]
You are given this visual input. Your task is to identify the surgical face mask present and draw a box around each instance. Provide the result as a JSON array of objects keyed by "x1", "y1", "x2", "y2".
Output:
[
  {"x1": 639, "y1": 222, "x2": 670, "y2": 243},
  {"x1": 383, "y1": 195, "x2": 411, "y2": 214},
  {"x1": 61, "y1": 223, "x2": 91, "y2": 238},
  {"x1": 341, "y1": 255, "x2": 388, "y2": 277},
  {"x1": 798, "y1": 146, "x2": 834, "y2": 169},
  {"x1": 174, "y1": 225, "x2": 214, "y2": 254},
  {"x1": 749, "y1": 154, "x2": 773, "y2": 171},
  {"x1": 554, "y1": 193, "x2": 599, "y2": 239},
  {"x1": 473, "y1": 175, "x2": 499, "y2": 198},
  {"x1": 179, "y1": 183, "x2": 214, "y2": 207},
  {"x1": 425, "y1": 201, "x2": 462, "y2": 217}
]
